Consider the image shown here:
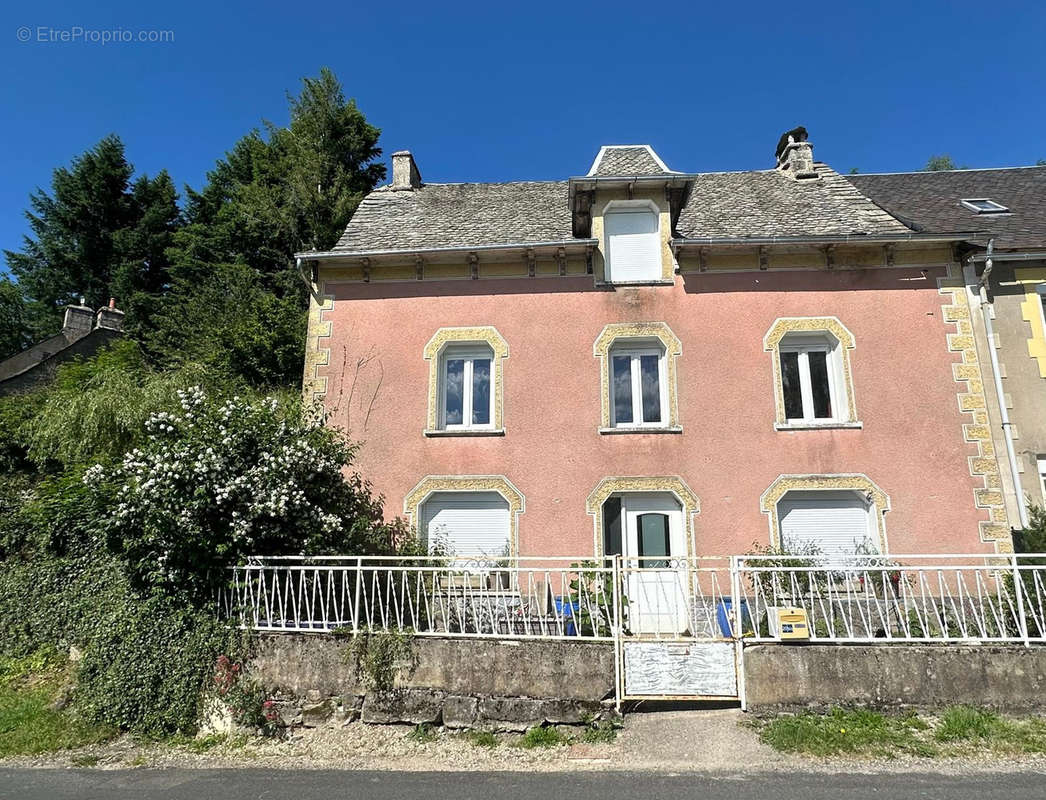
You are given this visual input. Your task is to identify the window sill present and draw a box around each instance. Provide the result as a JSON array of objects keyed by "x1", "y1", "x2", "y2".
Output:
[
  {"x1": 774, "y1": 421, "x2": 863, "y2": 431},
  {"x1": 596, "y1": 280, "x2": 675, "y2": 288},
  {"x1": 424, "y1": 429, "x2": 506, "y2": 438},
  {"x1": 599, "y1": 426, "x2": 683, "y2": 435}
]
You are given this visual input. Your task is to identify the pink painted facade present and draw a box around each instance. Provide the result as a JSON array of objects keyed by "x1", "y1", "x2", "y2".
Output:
[{"x1": 314, "y1": 264, "x2": 992, "y2": 557}]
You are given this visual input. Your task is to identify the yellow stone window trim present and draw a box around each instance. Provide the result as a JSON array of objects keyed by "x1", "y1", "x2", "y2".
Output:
[
  {"x1": 593, "y1": 322, "x2": 683, "y2": 431},
  {"x1": 423, "y1": 326, "x2": 509, "y2": 434},
  {"x1": 403, "y1": 475, "x2": 525, "y2": 556},
  {"x1": 585, "y1": 476, "x2": 700, "y2": 559},
  {"x1": 760, "y1": 473, "x2": 890, "y2": 552},
  {"x1": 302, "y1": 284, "x2": 335, "y2": 404},
  {"x1": 763, "y1": 316, "x2": 859, "y2": 427},
  {"x1": 938, "y1": 269, "x2": 1011, "y2": 552},
  {"x1": 1015, "y1": 267, "x2": 1046, "y2": 378}
]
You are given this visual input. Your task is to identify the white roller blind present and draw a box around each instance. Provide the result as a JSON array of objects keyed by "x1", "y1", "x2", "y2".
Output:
[
  {"x1": 605, "y1": 208, "x2": 660, "y2": 282},
  {"x1": 421, "y1": 492, "x2": 510, "y2": 557},
  {"x1": 778, "y1": 491, "x2": 875, "y2": 557}
]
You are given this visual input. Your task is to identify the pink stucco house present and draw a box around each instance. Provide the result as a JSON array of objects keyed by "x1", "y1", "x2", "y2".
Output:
[{"x1": 297, "y1": 128, "x2": 1011, "y2": 564}]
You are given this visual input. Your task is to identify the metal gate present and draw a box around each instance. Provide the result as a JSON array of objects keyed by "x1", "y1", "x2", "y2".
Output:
[{"x1": 613, "y1": 557, "x2": 744, "y2": 705}]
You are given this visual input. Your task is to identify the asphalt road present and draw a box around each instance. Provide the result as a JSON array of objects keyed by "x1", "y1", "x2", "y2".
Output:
[{"x1": 1, "y1": 769, "x2": 1045, "y2": 800}]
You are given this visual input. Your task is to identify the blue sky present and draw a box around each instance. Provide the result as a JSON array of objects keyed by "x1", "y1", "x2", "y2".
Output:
[{"x1": 2, "y1": 0, "x2": 1045, "y2": 262}]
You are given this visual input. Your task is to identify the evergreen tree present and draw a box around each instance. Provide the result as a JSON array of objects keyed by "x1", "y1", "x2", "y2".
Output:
[
  {"x1": 3, "y1": 135, "x2": 182, "y2": 337},
  {"x1": 0, "y1": 278, "x2": 31, "y2": 359}
]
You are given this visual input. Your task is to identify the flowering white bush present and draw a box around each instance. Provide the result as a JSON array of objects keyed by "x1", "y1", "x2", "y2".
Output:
[{"x1": 84, "y1": 387, "x2": 395, "y2": 594}]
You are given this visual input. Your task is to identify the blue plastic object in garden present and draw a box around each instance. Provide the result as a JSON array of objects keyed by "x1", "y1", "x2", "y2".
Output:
[
  {"x1": 554, "y1": 597, "x2": 579, "y2": 636},
  {"x1": 716, "y1": 597, "x2": 752, "y2": 638}
]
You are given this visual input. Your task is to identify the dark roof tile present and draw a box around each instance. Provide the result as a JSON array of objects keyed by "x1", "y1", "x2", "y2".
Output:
[{"x1": 849, "y1": 167, "x2": 1046, "y2": 250}]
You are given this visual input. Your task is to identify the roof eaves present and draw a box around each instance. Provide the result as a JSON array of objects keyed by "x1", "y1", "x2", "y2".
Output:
[{"x1": 297, "y1": 238, "x2": 599, "y2": 260}]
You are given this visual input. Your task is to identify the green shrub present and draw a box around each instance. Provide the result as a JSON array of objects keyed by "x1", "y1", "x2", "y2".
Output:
[{"x1": 83, "y1": 387, "x2": 397, "y2": 597}]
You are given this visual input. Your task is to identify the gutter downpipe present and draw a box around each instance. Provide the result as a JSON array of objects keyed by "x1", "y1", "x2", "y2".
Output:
[{"x1": 977, "y1": 238, "x2": 1030, "y2": 529}]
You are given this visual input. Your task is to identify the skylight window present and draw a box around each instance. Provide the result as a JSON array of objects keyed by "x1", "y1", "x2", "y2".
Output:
[{"x1": 961, "y1": 198, "x2": 1009, "y2": 214}]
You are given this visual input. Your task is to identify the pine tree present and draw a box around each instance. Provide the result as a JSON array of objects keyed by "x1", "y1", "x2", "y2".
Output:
[{"x1": 3, "y1": 135, "x2": 182, "y2": 337}]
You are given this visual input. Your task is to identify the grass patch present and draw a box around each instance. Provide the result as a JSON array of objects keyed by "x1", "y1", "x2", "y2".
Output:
[
  {"x1": 407, "y1": 722, "x2": 437, "y2": 743},
  {"x1": 934, "y1": 706, "x2": 1002, "y2": 742},
  {"x1": 753, "y1": 708, "x2": 937, "y2": 758},
  {"x1": 516, "y1": 725, "x2": 569, "y2": 749},
  {"x1": 465, "y1": 730, "x2": 498, "y2": 748},
  {"x1": 754, "y1": 706, "x2": 1046, "y2": 759},
  {"x1": 0, "y1": 649, "x2": 115, "y2": 757}
]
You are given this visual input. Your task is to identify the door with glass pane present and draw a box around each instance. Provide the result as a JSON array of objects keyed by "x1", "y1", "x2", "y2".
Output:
[{"x1": 622, "y1": 494, "x2": 688, "y2": 635}]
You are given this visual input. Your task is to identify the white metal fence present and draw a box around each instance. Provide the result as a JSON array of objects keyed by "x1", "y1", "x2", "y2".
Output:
[
  {"x1": 734, "y1": 553, "x2": 1046, "y2": 644},
  {"x1": 220, "y1": 553, "x2": 1046, "y2": 646},
  {"x1": 220, "y1": 556, "x2": 619, "y2": 640}
]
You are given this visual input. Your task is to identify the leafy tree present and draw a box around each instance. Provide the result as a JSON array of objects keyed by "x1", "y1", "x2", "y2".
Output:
[
  {"x1": 923, "y1": 154, "x2": 969, "y2": 171},
  {"x1": 22, "y1": 340, "x2": 221, "y2": 469},
  {"x1": 3, "y1": 135, "x2": 181, "y2": 339}
]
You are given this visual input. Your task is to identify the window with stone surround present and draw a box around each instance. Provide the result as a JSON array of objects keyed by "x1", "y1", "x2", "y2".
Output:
[
  {"x1": 764, "y1": 317, "x2": 860, "y2": 430},
  {"x1": 423, "y1": 327, "x2": 508, "y2": 436},
  {"x1": 594, "y1": 322, "x2": 682, "y2": 433}
]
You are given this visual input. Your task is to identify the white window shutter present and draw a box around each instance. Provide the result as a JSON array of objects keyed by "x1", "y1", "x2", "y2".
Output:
[
  {"x1": 421, "y1": 492, "x2": 510, "y2": 557},
  {"x1": 605, "y1": 208, "x2": 660, "y2": 282},
  {"x1": 777, "y1": 491, "x2": 875, "y2": 557}
]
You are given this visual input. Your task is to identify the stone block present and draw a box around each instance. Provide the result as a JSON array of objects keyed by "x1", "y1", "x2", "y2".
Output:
[
  {"x1": 302, "y1": 700, "x2": 333, "y2": 728},
  {"x1": 361, "y1": 689, "x2": 446, "y2": 725},
  {"x1": 477, "y1": 697, "x2": 545, "y2": 731},
  {"x1": 540, "y1": 699, "x2": 598, "y2": 725},
  {"x1": 442, "y1": 695, "x2": 479, "y2": 728}
]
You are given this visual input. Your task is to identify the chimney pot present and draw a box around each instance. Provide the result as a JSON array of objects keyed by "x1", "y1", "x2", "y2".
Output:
[
  {"x1": 775, "y1": 126, "x2": 818, "y2": 180},
  {"x1": 391, "y1": 150, "x2": 422, "y2": 190},
  {"x1": 95, "y1": 301, "x2": 125, "y2": 332}
]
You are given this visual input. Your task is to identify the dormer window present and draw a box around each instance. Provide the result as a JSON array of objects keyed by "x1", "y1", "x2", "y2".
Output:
[
  {"x1": 961, "y1": 198, "x2": 1009, "y2": 214},
  {"x1": 603, "y1": 201, "x2": 661, "y2": 283}
]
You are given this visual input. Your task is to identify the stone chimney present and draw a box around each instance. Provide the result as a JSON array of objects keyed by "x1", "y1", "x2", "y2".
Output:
[
  {"x1": 95, "y1": 298, "x2": 125, "y2": 332},
  {"x1": 62, "y1": 299, "x2": 94, "y2": 339},
  {"x1": 775, "y1": 126, "x2": 818, "y2": 180},
  {"x1": 391, "y1": 150, "x2": 422, "y2": 190}
]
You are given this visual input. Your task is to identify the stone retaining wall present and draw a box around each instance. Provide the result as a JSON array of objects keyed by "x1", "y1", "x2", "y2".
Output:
[
  {"x1": 249, "y1": 634, "x2": 616, "y2": 730},
  {"x1": 744, "y1": 644, "x2": 1046, "y2": 712}
]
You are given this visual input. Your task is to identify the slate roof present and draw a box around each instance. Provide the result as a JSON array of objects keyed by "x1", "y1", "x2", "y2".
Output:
[
  {"x1": 675, "y1": 164, "x2": 911, "y2": 240},
  {"x1": 327, "y1": 157, "x2": 920, "y2": 257},
  {"x1": 849, "y1": 167, "x2": 1046, "y2": 250},
  {"x1": 588, "y1": 145, "x2": 672, "y2": 176},
  {"x1": 333, "y1": 181, "x2": 575, "y2": 253}
]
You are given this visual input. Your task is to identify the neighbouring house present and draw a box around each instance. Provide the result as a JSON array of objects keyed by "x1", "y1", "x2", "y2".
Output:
[
  {"x1": 853, "y1": 166, "x2": 1046, "y2": 536},
  {"x1": 297, "y1": 129, "x2": 1018, "y2": 564},
  {"x1": 0, "y1": 299, "x2": 124, "y2": 396}
]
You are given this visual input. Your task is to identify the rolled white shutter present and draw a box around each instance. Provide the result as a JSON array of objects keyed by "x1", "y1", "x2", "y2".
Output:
[
  {"x1": 777, "y1": 491, "x2": 875, "y2": 557},
  {"x1": 421, "y1": 492, "x2": 510, "y2": 557},
  {"x1": 605, "y1": 208, "x2": 660, "y2": 282}
]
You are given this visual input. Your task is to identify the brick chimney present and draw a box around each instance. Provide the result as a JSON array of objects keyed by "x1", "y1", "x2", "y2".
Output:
[
  {"x1": 62, "y1": 299, "x2": 94, "y2": 339},
  {"x1": 95, "y1": 297, "x2": 125, "y2": 331},
  {"x1": 775, "y1": 126, "x2": 818, "y2": 180},
  {"x1": 391, "y1": 151, "x2": 422, "y2": 190}
]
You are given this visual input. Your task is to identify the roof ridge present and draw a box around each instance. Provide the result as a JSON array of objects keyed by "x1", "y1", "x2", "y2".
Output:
[{"x1": 852, "y1": 165, "x2": 1046, "y2": 177}]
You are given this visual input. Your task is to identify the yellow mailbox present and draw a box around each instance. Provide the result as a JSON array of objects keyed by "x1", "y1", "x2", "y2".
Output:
[{"x1": 769, "y1": 606, "x2": 810, "y2": 640}]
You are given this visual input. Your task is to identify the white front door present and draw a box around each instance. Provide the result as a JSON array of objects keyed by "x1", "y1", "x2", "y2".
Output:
[{"x1": 621, "y1": 494, "x2": 689, "y2": 635}]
